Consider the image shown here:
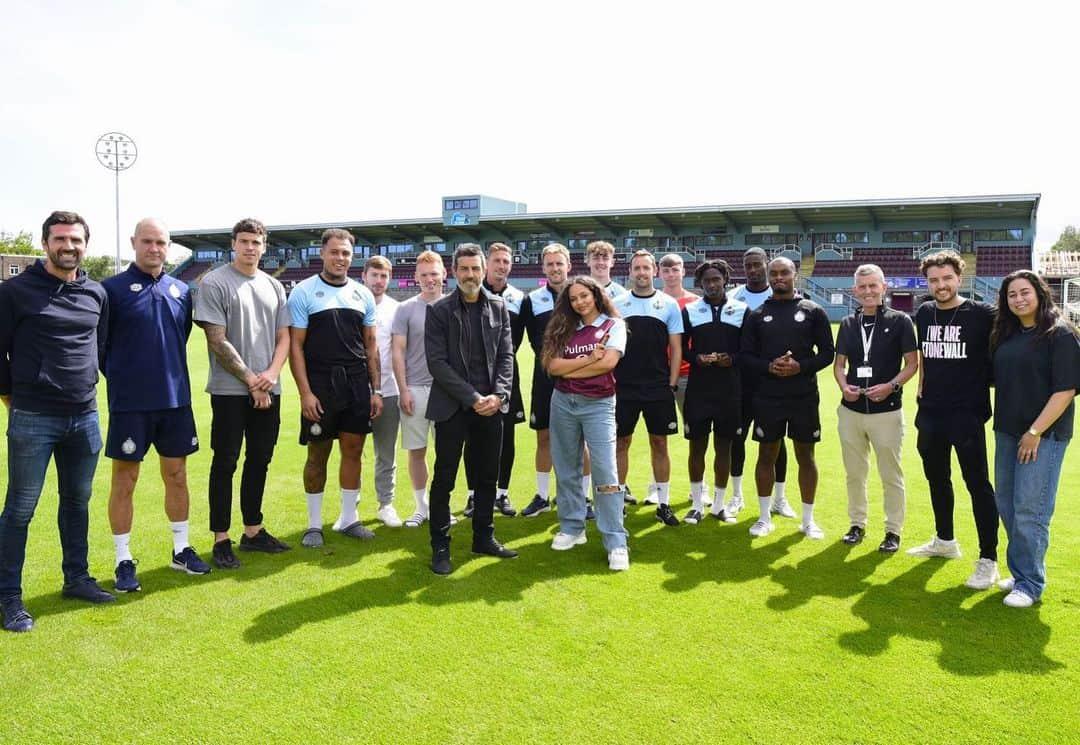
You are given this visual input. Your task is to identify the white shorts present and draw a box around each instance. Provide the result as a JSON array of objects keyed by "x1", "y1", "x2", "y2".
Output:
[{"x1": 400, "y1": 385, "x2": 435, "y2": 451}]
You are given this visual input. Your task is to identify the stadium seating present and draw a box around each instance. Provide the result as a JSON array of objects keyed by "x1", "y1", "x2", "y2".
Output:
[
  {"x1": 812, "y1": 248, "x2": 920, "y2": 277},
  {"x1": 976, "y1": 245, "x2": 1031, "y2": 276}
]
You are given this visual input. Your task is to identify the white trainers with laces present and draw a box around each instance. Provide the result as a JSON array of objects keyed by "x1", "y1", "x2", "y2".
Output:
[
  {"x1": 770, "y1": 496, "x2": 797, "y2": 519},
  {"x1": 998, "y1": 577, "x2": 1015, "y2": 592},
  {"x1": 608, "y1": 546, "x2": 630, "y2": 571},
  {"x1": 377, "y1": 504, "x2": 403, "y2": 528},
  {"x1": 1003, "y1": 589, "x2": 1035, "y2": 608},
  {"x1": 749, "y1": 519, "x2": 775, "y2": 537},
  {"x1": 965, "y1": 558, "x2": 1000, "y2": 590},
  {"x1": 551, "y1": 532, "x2": 587, "y2": 551},
  {"x1": 725, "y1": 494, "x2": 745, "y2": 517},
  {"x1": 799, "y1": 521, "x2": 825, "y2": 540},
  {"x1": 905, "y1": 536, "x2": 962, "y2": 559}
]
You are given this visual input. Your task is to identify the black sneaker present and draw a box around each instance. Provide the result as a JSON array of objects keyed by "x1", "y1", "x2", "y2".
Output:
[
  {"x1": 495, "y1": 495, "x2": 517, "y2": 517},
  {"x1": 878, "y1": 532, "x2": 901, "y2": 553},
  {"x1": 1, "y1": 599, "x2": 34, "y2": 633},
  {"x1": 62, "y1": 579, "x2": 116, "y2": 604},
  {"x1": 471, "y1": 539, "x2": 519, "y2": 559},
  {"x1": 623, "y1": 487, "x2": 638, "y2": 505},
  {"x1": 520, "y1": 494, "x2": 551, "y2": 518},
  {"x1": 114, "y1": 559, "x2": 141, "y2": 593},
  {"x1": 463, "y1": 496, "x2": 475, "y2": 518},
  {"x1": 655, "y1": 504, "x2": 679, "y2": 527},
  {"x1": 842, "y1": 525, "x2": 865, "y2": 546},
  {"x1": 212, "y1": 539, "x2": 241, "y2": 569},
  {"x1": 585, "y1": 501, "x2": 596, "y2": 521},
  {"x1": 171, "y1": 546, "x2": 212, "y2": 575},
  {"x1": 431, "y1": 547, "x2": 453, "y2": 575},
  {"x1": 239, "y1": 528, "x2": 291, "y2": 553}
]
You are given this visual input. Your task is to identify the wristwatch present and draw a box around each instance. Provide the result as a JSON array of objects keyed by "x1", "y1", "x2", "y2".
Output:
[
  {"x1": 891, "y1": 381, "x2": 900, "y2": 393},
  {"x1": 1028, "y1": 427, "x2": 1041, "y2": 437},
  {"x1": 372, "y1": 389, "x2": 383, "y2": 397}
]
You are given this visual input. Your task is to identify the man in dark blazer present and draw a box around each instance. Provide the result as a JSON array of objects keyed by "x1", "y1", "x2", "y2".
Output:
[{"x1": 425, "y1": 244, "x2": 518, "y2": 575}]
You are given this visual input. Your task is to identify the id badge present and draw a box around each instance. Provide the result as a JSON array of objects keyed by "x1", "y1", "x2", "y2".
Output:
[{"x1": 856, "y1": 366, "x2": 873, "y2": 379}]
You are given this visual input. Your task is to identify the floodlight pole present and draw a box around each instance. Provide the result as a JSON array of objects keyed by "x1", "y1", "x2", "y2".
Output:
[{"x1": 95, "y1": 132, "x2": 138, "y2": 275}]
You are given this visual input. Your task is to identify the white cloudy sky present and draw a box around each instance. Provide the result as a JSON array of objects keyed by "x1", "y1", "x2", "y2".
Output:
[{"x1": 2, "y1": 0, "x2": 1077, "y2": 260}]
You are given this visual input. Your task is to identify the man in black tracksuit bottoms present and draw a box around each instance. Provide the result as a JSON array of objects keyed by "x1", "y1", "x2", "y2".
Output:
[{"x1": 739, "y1": 257, "x2": 835, "y2": 541}]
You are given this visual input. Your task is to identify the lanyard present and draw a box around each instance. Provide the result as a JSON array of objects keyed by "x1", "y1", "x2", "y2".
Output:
[{"x1": 859, "y1": 314, "x2": 877, "y2": 364}]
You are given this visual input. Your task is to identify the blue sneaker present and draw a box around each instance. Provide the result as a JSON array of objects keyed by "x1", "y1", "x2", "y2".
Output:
[
  {"x1": 520, "y1": 494, "x2": 551, "y2": 518},
  {"x1": 115, "y1": 560, "x2": 141, "y2": 593},
  {"x1": 171, "y1": 546, "x2": 212, "y2": 576}
]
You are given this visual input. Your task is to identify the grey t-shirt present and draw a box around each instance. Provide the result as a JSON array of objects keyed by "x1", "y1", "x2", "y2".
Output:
[
  {"x1": 193, "y1": 264, "x2": 290, "y2": 395},
  {"x1": 391, "y1": 293, "x2": 440, "y2": 387}
]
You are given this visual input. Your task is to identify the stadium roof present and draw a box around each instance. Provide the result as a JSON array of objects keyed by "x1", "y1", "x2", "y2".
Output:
[{"x1": 171, "y1": 193, "x2": 1041, "y2": 250}]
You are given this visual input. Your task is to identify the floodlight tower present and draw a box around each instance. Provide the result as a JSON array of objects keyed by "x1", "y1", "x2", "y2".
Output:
[{"x1": 95, "y1": 132, "x2": 138, "y2": 275}]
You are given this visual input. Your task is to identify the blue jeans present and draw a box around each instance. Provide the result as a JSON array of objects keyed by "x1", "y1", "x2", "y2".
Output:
[
  {"x1": 993, "y1": 431, "x2": 1068, "y2": 601},
  {"x1": 549, "y1": 390, "x2": 627, "y2": 551},
  {"x1": 0, "y1": 409, "x2": 102, "y2": 601}
]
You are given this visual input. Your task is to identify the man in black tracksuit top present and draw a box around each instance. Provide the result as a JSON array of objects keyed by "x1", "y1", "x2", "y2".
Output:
[{"x1": 739, "y1": 257, "x2": 834, "y2": 541}]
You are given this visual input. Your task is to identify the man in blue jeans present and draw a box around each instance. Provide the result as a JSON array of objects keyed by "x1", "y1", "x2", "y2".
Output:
[{"x1": 0, "y1": 210, "x2": 115, "y2": 633}]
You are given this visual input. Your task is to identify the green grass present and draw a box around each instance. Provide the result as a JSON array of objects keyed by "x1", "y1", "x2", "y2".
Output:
[{"x1": 1, "y1": 330, "x2": 1078, "y2": 744}]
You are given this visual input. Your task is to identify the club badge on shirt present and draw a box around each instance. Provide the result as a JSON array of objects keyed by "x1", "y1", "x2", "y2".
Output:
[
  {"x1": 129, "y1": 283, "x2": 142, "y2": 292},
  {"x1": 794, "y1": 310, "x2": 806, "y2": 322},
  {"x1": 169, "y1": 284, "x2": 182, "y2": 299}
]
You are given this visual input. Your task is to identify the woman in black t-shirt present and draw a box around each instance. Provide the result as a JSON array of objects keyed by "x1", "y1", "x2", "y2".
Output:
[{"x1": 990, "y1": 270, "x2": 1080, "y2": 608}]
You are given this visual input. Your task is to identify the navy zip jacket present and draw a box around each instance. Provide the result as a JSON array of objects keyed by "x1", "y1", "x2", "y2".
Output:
[
  {"x1": 738, "y1": 294, "x2": 834, "y2": 399},
  {"x1": 0, "y1": 259, "x2": 109, "y2": 415}
]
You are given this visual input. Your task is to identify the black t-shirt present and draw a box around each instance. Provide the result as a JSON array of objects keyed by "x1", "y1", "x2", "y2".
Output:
[
  {"x1": 915, "y1": 299, "x2": 995, "y2": 420},
  {"x1": 836, "y1": 306, "x2": 917, "y2": 414},
  {"x1": 992, "y1": 323, "x2": 1080, "y2": 439},
  {"x1": 464, "y1": 300, "x2": 491, "y2": 396}
]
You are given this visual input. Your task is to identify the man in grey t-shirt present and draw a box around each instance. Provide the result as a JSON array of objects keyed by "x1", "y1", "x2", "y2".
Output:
[
  {"x1": 193, "y1": 218, "x2": 292, "y2": 569},
  {"x1": 390, "y1": 250, "x2": 445, "y2": 528}
]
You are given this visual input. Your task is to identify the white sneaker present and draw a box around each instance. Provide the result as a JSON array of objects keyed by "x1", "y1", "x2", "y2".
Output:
[
  {"x1": 965, "y1": 558, "x2": 1000, "y2": 590},
  {"x1": 551, "y1": 531, "x2": 587, "y2": 551},
  {"x1": 710, "y1": 506, "x2": 736, "y2": 524},
  {"x1": 725, "y1": 494, "x2": 745, "y2": 517},
  {"x1": 749, "y1": 519, "x2": 775, "y2": 537},
  {"x1": 403, "y1": 511, "x2": 427, "y2": 528},
  {"x1": 998, "y1": 577, "x2": 1015, "y2": 592},
  {"x1": 643, "y1": 487, "x2": 659, "y2": 506},
  {"x1": 608, "y1": 546, "x2": 630, "y2": 571},
  {"x1": 1003, "y1": 589, "x2": 1035, "y2": 608},
  {"x1": 905, "y1": 536, "x2": 962, "y2": 559},
  {"x1": 770, "y1": 496, "x2": 797, "y2": 519},
  {"x1": 377, "y1": 504, "x2": 403, "y2": 528},
  {"x1": 799, "y1": 521, "x2": 825, "y2": 540}
]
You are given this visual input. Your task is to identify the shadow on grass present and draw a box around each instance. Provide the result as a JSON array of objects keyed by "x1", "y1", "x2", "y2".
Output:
[
  {"x1": 766, "y1": 540, "x2": 890, "y2": 611},
  {"x1": 839, "y1": 559, "x2": 1064, "y2": 676}
]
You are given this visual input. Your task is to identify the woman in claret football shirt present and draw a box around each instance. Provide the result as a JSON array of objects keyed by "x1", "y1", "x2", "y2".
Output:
[
  {"x1": 990, "y1": 270, "x2": 1080, "y2": 608},
  {"x1": 541, "y1": 277, "x2": 631, "y2": 571}
]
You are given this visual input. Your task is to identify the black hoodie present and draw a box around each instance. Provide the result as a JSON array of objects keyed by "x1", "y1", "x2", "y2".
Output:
[{"x1": 0, "y1": 259, "x2": 109, "y2": 415}]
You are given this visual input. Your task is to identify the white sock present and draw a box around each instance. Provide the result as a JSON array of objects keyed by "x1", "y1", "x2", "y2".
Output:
[
  {"x1": 773, "y1": 481, "x2": 787, "y2": 501},
  {"x1": 169, "y1": 520, "x2": 190, "y2": 555},
  {"x1": 497, "y1": 487, "x2": 508, "y2": 499},
  {"x1": 113, "y1": 533, "x2": 132, "y2": 566},
  {"x1": 758, "y1": 496, "x2": 772, "y2": 522},
  {"x1": 306, "y1": 492, "x2": 323, "y2": 530},
  {"x1": 536, "y1": 471, "x2": 551, "y2": 500},
  {"x1": 711, "y1": 486, "x2": 727, "y2": 514},
  {"x1": 690, "y1": 481, "x2": 705, "y2": 512},
  {"x1": 802, "y1": 501, "x2": 815, "y2": 528},
  {"x1": 656, "y1": 482, "x2": 671, "y2": 506},
  {"x1": 338, "y1": 488, "x2": 360, "y2": 527},
  {"x1": 731, "y1": 476, "x2": 743, "y2": 499},
  {"x1": 582, "y1": 474, "x2": 592, "y2": 501},
  {"x1": 413, "y1": 488, "x2": 428, "y2": 514}
]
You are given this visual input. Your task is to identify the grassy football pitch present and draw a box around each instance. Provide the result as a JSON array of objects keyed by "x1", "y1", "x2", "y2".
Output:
[{"x1": 1, "y1": 330, "x2": 1077, "y2": 744}]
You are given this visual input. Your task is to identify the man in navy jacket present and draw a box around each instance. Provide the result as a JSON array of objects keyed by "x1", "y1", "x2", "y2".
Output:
[{"x1": 0, "y1": 211, "x2": 114, "y2": 633}]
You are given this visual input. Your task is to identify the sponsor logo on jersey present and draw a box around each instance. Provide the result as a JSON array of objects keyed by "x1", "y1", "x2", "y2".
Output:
[{"x1": 129, "y1": 283, "x2": 142, "y2": 292}]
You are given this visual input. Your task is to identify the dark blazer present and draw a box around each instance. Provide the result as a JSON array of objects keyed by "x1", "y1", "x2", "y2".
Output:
[{"x1": 424, "y1": 287, "x2": 514, "y2": 423}]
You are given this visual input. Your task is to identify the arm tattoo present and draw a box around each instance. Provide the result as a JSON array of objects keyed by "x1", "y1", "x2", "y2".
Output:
[{"x1": 203, "y1": 324, "x2": 251, "y2": 384}]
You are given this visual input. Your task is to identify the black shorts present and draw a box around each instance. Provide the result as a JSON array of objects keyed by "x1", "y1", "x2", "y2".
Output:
[
  {"x1": 106, "y1": 406, "x2": 199, "y2": 461},
  {"x1": 300, "y1": 370, "x2": 373, "y2": 444},
  {"x1": 683, "y1": 396, "x2": 742, "y2": 440},
  {"x1": 616, "y1": 396, "x2": 678, "y2": 438},
  {"x1": 529, "y1": 375, "x2": 554, "y2": 431},
  {"x1": 751, "y1": 393, "x2": 821, "y2": 443}
]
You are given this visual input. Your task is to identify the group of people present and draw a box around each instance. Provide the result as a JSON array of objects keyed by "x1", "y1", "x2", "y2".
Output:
[{"x1": 0, "y1": 212, "x2": 1076, "y2": 633}]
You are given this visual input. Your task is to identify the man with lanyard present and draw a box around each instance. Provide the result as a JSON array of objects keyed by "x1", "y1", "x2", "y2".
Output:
[
  {"x1": 738, "y1": 257, "x2": 834, "y2": 539},
  {"x1": 680, "y1": 259, "x2": 749, "y2": 524},
  {"x1": 287, "y1": 228, "x2": 383, "y2": 548},
  {"x1": 463, "y1": 242, "x2": 522, "y2": 518},
  {"x1": 103, "y1": 218, "x2": 210, "y2": 593},
  {"x1": 614, "y1": 250, "x2": 684, "y2": 526},
  {"x1": 908, "y1": 250, "x2": 1000, "y2": 590},
  {"x1": 727, "y1": 247, "x2": 793, "y2": 520},
  {"x1": 425, "y1": 244, "x2": 517, "y2": 575},
  {"x1": 587, "y1": 239, "x2": 629, "y2": 303},
  {"x1": 833, "y1": 264, "x2": 918, "y2": 552},
  {"x1": 521, "y1": 244, "x2": 598, "y2": 518},
  {"x1": 361, "y1": 256, "x2": 404, "y2": 527}
]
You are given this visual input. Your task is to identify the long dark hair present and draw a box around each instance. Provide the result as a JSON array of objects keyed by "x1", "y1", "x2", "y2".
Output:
[
  {"x1": 541, "y1": 276, "x2": 619, "y2": 369},
  {"x1": 991, "y1": 270, "x2": 1076, "y2": 350}
]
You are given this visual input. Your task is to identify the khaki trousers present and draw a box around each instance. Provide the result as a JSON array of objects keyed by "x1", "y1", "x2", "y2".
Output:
[{"x1": 837, "y1": 405, "x2": 906, "y2": 534}]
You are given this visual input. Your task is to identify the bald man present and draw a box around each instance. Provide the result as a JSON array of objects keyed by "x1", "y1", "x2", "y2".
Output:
[{"x1": 102, "y1": 218, "x2": 210, "y2": 593}]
